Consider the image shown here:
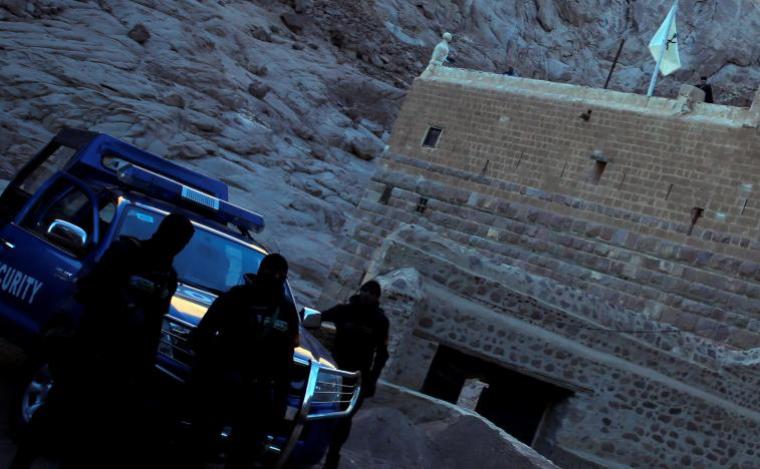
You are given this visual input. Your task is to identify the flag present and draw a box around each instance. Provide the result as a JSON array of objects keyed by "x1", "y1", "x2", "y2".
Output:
[{"x1": 648, "y1": 3, "x2": 681, "y2": 76}]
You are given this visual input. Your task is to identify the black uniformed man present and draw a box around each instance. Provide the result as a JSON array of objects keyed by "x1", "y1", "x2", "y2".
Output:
[
  {"x1": 74, "y1": 212, "x2": 194, "y2": 468},
  {"x1": 696, "y1": 76, "x2": 715, "y2": 103},
  {"x1": 190, "y1": 253, "x2": 299, "y2": 469},
  {"x1": 75, "y1": 213, "x2": 194, "y2": 380},
  {"x1": 322, "y1": 280, "x2": 389, "y2": 469},
  {"x1": 11, "y1": 213, "x2": 195, "y2": 469}
]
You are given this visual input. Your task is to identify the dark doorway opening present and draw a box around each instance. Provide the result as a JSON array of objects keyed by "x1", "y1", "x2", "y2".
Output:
[
  {"x1": 590, "y1": 160, "x2": 607, "y2": 184},
  {"x1": 688, "y1": 206, "x2": 704, "y2": 235},
  {"x1": 422, "y1": 345, "x2": 572, "y2": 447},
  {"x1": 422, "y1": 126, "x2": 443, "y2": 148}
]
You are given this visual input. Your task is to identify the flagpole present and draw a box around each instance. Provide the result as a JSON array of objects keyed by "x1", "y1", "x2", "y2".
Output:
[{"x1": 647, "y1": 1, "x2": 678, "y2": 97}]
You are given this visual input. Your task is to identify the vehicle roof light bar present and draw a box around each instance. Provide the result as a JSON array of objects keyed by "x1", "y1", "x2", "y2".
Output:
[
  {"x1": 117, "y1": 163, "x2": 186, "y2": 204},
  {"x1": 117, "y1": 164, "x2": 265, "y2": 233},
  {"x1": 181, "y1": 186, "x2": 220, "y2": 210},
  {"x1": 218, "y1": 200, "x2": 265, "y2": 234}
]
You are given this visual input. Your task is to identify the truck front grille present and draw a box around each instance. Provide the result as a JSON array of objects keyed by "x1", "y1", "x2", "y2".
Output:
[{"x1": 158, "y1": 317, "x2": 361, "y2": 421}]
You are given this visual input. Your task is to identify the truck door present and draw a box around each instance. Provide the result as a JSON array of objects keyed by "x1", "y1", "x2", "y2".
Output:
[{"x1": 0, "y1": 174, "x2": 100, "y2": 341}]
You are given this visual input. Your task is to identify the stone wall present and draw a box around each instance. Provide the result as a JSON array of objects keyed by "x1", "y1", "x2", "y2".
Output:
[
  {"x1": 323, "y1": 66, "x2": 760, "y2": 349},
  {"x1": 363, "y1": 225, "x2": 760, "y2": 468},
  {"x1": 392, "y1": 68, "x2": 760, "y2": 248},
  {"x1": 319, "y1": 67, "x2": 760, "y2": 467}
]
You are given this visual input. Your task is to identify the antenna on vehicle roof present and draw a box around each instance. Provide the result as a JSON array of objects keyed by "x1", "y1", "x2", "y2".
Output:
[{"x1": 235, "y1": 223, "x2": 254, "y2": 240}]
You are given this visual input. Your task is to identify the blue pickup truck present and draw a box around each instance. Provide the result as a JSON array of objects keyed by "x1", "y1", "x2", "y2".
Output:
[{"x1": 0, "y1": 128, "x2": 358, "y2": 466}]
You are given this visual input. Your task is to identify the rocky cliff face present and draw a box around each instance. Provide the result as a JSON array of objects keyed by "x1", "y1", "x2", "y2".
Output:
[{"x1": 1, "y1": 0, "x2": 757, "y2": 303}]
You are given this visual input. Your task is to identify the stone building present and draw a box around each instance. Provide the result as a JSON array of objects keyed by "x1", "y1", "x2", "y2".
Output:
[{"x1": 319, "y1": 66, "x2": 760, "y2": 468}]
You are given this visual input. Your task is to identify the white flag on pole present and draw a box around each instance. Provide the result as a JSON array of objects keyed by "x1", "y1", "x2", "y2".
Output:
[{"x1": 648, "y1": 3, "x2": 681, "y2": 76}]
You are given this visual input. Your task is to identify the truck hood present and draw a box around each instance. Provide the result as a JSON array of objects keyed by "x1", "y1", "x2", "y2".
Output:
[{"x1": 168, "y1": 283, "x2": 336, "y2": 367}]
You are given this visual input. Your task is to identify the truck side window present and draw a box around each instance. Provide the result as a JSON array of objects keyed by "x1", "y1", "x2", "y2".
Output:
[
  {"x1": 21, "y1": 180, "x2": 95, "y2": 256},
  {"x1": 97, "y1": 200, "x2": 117, "y2": 236},
  {"x1": 18, "y1": 146, "x2": 77, "y2": 196},
  {"x1": 0, "y1": 145, "x2": 77, "y2": 225}
]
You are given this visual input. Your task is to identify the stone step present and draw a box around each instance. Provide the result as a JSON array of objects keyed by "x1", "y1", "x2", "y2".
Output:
[
  {"x1": 381, "y1": 186, "x2": 760, "y2": 326},
  {"x1": 360, "y1": 190, "x2": 760, "y2": 347},
  {"x1": 380, "y1": 231, "x2": 760, "y2": 408},
  {"x1": 381, "y1": 159, "x2": 760, "y2": 282}
]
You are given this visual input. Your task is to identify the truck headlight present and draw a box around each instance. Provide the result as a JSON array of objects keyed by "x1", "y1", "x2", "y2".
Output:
[{"x1": 313, "y1": 370, "x2": 343, "y2": 405}]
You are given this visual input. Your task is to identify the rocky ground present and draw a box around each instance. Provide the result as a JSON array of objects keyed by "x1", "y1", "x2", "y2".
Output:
[
  {"x1": 1, "y1": 0, "x2": 758, "y2": 304},
  {"x1": 0, "y1": 337, "x2": 555, "y2": 468},
  {"x1": 341, "y1": 382, "x2": 559, "y2": 469}
]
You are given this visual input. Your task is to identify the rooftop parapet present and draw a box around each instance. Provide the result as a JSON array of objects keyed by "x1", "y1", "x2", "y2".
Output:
[{"x1": 420, "y1": 65, "x2": 759, "y2": 129}]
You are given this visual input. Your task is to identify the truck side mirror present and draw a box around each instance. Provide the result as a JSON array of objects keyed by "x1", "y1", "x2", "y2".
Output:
[
  {"x1": 301, "y1": 307, "x2": 322, "y2": 330},
  {"x1": 47, "y1": 219, "x2": 87, "y2": 251}
]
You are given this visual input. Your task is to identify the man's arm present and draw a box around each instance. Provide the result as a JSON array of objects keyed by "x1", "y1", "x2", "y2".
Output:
[
  {"x1": 192, "y1": 289, "x2": 235, "y2": 355},
  {"x1": 153, "y1": 270, "x2": 179, "y2": 325},
  {"x1": 321, "y1": 304, "x2": 348, "y2": 324},
  {"x1": 281, "y1": 296, "x2": 301, "y2": 348}
]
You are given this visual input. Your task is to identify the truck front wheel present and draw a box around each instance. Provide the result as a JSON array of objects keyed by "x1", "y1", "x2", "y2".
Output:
[{"x1": 20, "y1": 363, "x2": 53, "y2": 425}]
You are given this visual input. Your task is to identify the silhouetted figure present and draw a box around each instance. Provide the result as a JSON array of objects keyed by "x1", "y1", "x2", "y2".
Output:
[
  {"x1": 190, "y1": 253, "x2": 299, "y2": 469},
  {"x1": 503, "y1": 66, "x2": 516, "y2": 77},
  {"x1": 696, "y1": 76, "x2": 714, "y2": 103},
  {"x1": 10, "y1": 213, "x2": 194, "y2": 469},
  {"x1": 322, "y1": 280, "x2": 389, "y2": 469},
  {"x1": 422, "y1": 32, "x2": 453, "y2": 77},
  {"x1": 429, "y1": 32, "x2": 452, "y2": 67}
]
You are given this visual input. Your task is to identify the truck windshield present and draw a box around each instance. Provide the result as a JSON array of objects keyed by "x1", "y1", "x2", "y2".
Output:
[{"x1": 118, "y1": 206, "x2": 265, "y2": 294}]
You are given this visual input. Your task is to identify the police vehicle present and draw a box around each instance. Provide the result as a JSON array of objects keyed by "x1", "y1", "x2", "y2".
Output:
[{"x1": 0, "y1": 128, "x2": 359, "y2": 466}]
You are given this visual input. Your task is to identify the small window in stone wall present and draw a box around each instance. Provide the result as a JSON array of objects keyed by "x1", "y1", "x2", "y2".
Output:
[
  {"x1": 422, "y1": 126, "x2": 443, "y2": 148},
  {"x1": 416, "y1": 197, "x2": 429, "y2": 213},
  {"x1": 379, "y1": 184, "x2": 393, "y2": 205}
]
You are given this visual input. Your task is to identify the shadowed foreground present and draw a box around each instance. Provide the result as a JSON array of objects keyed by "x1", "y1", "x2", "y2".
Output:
[
  {"x1": 339, "y1": 382, "x2": 559, "y2": 469},
  {"x1": 0, "y1": 339, "x2": 557, "y2": 468}
]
